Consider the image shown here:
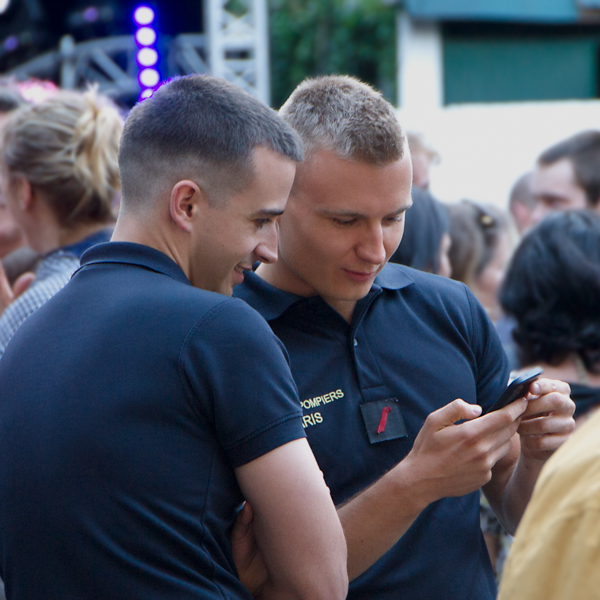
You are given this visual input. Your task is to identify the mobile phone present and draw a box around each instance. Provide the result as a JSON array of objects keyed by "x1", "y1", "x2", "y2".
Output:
[{"x1": 485, "y1": 367, "x2": 544, "y2": 414}]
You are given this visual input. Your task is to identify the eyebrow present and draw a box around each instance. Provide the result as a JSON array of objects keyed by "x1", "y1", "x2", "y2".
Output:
[
  {"x1": 250, "y1": 208, "x2": 285, "y2": 218},
  {"x1": 534, "y1": 193, "x2": 569, "y2": 202},
  {"x1": 318, "y1": 205, "x2": 412, "y2": 219}
]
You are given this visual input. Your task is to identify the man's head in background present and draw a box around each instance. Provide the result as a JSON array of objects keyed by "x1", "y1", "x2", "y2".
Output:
[
  {"x1": 508, "y1": 172, "x2": 535, "y2": 234},
  {"x1": 406, "y1": 131, "x2": 439, "y2": 190},
  {"x1": 531, "y1": 130, "x2": 600, "y2": 225}
]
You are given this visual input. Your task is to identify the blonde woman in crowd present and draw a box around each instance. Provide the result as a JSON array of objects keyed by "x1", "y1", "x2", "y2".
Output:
[{"x1": 0, "y1": 88, "x2": 122, "y2": 355}]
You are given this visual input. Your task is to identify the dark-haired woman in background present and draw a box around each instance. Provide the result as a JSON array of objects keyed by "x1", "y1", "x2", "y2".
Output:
[
  {"x1": 500, "y1": 210, "x2": 600, "y2": 426},
  {"x1": 389, "y1": 186, "x2": 452, "y2": 277}
]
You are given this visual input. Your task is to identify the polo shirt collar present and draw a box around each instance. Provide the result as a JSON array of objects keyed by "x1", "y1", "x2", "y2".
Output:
[
  {"x1": 237, "y1": 263, "x2": 414, "y2": 321},
  {"x1": 79, "y1": 241, "x2": 191, "y2": 286},
  {"x1": 236, "y1": 270, "x2": 305, "y2": 321},
  {"x1": 373, "y1": 262, "x2": 415, "y2": 290}
]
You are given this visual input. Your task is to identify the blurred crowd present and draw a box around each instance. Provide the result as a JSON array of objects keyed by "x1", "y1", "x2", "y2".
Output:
[
  {"x1": 0, "y1": 73, "x2": 598, "y2": 600},
  {"x1": 394, "y1": 126, "x2": 600, "y2": 587}
]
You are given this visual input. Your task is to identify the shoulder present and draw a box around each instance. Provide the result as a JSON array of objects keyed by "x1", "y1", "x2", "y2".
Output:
[
  {"x1": 379, "y1": 263, "x2": 476, "y2": 315},
  {"x1": 183, "y1": 294, "x2": 282, "y2": 358}
]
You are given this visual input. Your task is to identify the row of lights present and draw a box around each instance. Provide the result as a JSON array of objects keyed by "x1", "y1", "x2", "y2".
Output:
[{"x1": 133, "y1": 5, "x2": 160, "y2": 100}]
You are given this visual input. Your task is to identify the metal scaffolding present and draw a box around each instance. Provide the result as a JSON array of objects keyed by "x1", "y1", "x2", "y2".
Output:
[
  {"x1": 205, "y1": 0, "x2": 270, "y2": 104},
  {"x1": 5, "y1": 0, "x2": 270, "y2": 105}
]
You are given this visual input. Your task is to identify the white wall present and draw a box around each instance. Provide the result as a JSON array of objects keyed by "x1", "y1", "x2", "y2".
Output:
[{"x1": 398, "y1": 100, "x2": 600, "y2": 209}]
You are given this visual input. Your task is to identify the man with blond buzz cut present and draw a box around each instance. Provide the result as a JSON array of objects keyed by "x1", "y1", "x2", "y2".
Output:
[{"x1": 234, "y1": 75, "x2": 575, "y2": 600}]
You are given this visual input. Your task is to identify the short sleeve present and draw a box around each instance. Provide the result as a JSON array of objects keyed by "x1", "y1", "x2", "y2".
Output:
[
  {"x1": 463, "y1": 285, "x2": 510, "y2": 412},
  {"x1": 179, "y1": 298, "x2": 305, "y2": 468}
]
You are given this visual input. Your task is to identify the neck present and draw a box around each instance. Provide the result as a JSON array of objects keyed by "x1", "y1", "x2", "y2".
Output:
[
  {"x1": 112, "y1": 212, "x2": 191, "y2": 280},
  {"x1": 256, "y1": 262, "x2": 357, "y2": 323},
  {"x1": 33, "y1": 220, "x2": 112, "y2": 254}
]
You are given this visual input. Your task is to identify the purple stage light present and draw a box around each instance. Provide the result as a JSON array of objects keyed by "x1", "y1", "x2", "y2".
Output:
[
  {"x1": 140, "y1": 89, "x2": 154, "y2": 99},
  {"x1": 133, "y1": 5, "x2": 155, "y2": 26},
  {"x1": 136, "y1": 47, "x2": 159, "y2": 67},
  {"x1": 135, "y1": 26, "x2": 157, "y2": 46},
  {"x1": 139, "y1": 68, "x2": 160, "y2": 88},
  {"x1": 4, "y1": 35, "x2": 18, "y2": 52},
  {"x1": 83, "y1": 7, "x2": 100, "y2": 22}
]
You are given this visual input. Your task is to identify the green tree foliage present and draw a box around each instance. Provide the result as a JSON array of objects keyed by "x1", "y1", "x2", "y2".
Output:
[{"x1": 269, "y1": 0, "x2": 397, "y2": 108}]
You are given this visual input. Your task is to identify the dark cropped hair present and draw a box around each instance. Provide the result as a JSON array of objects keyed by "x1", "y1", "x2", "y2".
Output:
[
  {"x1": 389, "y1": 187, "x2": 449, "y2": 274},
  {"x1": 538, "y1": 130, "x2": 600, "y2": 207},
  {"x1": 119, "y1": 75, "x2": 303, "y2": 207},
  {"x1": 500, "y1": 210, "x2": 600, "y2": 373}
]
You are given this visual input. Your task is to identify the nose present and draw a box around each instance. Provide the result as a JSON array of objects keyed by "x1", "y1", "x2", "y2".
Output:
[
  {"x1": 254, "y1": 222, "x2": 279, "y2": 264},
  {"x1": 529, "y1": 201, "x2": 548, "y2": 227},
  {"x1": 356, "y1": 224, "x2": 387, "y2": 265}
]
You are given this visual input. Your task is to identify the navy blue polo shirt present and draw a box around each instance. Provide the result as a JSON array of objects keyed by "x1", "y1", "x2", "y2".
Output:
[
  {"x1": 0, "y1": 242, "x2": 305, "y2": 600},
  {"x1": 235, "y1": 263, "x2": 510, "y2": 600}
]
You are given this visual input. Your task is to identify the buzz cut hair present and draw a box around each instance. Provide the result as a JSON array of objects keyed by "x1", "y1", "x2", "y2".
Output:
[
  {"x1": 279, "y1": 75, "x2": 404, "y2": 165},
  {"x1": 118, "y1": 75, "x2": 303, "y2": 208}
]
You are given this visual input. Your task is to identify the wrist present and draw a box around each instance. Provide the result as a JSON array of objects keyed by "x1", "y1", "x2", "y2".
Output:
[{"x1": 389, "y1": 456, "x2": 439, "y2": 515}]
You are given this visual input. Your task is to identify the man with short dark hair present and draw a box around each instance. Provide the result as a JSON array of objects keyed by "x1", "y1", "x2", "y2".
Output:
[
  {"x1": 234, "y1": 75, "x2": 574, "y2": 600},
  {"x1": 531, "y1": 130, "x2": 600, "y2": 225},
  {"x1": 0, "y1": 75, "x2": 348, "y2": 600}
]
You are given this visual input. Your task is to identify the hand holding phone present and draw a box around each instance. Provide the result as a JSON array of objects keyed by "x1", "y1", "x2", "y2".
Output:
[{"x1": 484, "y1": 367, "x2": 544, "y2": 414}]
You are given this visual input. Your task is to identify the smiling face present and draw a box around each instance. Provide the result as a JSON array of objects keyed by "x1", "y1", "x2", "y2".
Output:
[
  {"x1": 258, "y1": 148, "x2": 413, "y2": 321},
  {"x1": 188, "y1": 146, "x2": 296, "y2": 296}
]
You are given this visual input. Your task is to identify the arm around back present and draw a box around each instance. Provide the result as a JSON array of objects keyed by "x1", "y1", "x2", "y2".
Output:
[{"x1": 235, "y1": 438, "x2": 348, "y2": 600}]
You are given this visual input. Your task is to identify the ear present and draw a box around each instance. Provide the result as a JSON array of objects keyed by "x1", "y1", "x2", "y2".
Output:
[
  {"x1": 12, "y1": 177, "x2": 34, "y2": 212},
  {"x1": 169, "y1": 180, "x2": 206, "y2": 232}
]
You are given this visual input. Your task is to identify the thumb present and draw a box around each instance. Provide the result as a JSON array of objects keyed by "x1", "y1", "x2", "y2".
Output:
[
  {"x1": 430, "y1": 398, "x2": 482, "y2": 430},
  {"x1": 231, "y1": 502, "x2": 254, "y2": 543},
  {"x1": 12, "y1": 271, "x2": 36, "y2": 299}
]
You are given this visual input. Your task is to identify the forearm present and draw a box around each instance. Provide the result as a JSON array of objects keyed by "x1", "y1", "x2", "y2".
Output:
[
  {"x1": 236, "y1": 439, "x2": 348, "y2": 600},
  {"x1": 498, "y1": 455, "x2": 545, "y2": 533},
  {"x1": 338, "y1": 458, "x2": 431, "y2": 581},
  {"x1": 483, "y1": 436, "x2": 544, "y2": 534}
]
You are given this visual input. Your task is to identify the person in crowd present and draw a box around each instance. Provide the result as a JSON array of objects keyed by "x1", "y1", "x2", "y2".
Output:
[
  {"x1": 0, "y1": 82, "x2": 39, "y2": 279},
  {"x1": 500, "y1": 210, "x2": 600, "y2": 425},
  {"x1": 531, "y1": 130, "x2": 600, "y2": 225},
  {"x1": 497, "y1": 409, "x2": 600, "y2": 600},
  {"x1": 233, "y1": 75, "x2": 574, "y2": 600},
  {"x1": 0, "y1": 89, "x2": 122, "y2": 355},
  {"x1": 389, "y1": 186, "x2": 451, "y2": 277},
  {"x1": 447, "y1": 199, "x2": 517, "y2": 577},
  {"x1": 497, "y1": 215, "x2": 600, "y2": 599},
  {"x1": 0, "y1": 80, "x2": 25, "y2": 258},
  {"x1": 406, "y1": 131, "x2": 439, "y2": 190},
  {"x1": 0, "y1": 74, "x2": 347, "y2": 600},
  {"x1": 508, "y1": 172, "x2": 535, "y2": 234},
  {"x1": 448, "y1": 200, "x2": 514, "y2": 324}
]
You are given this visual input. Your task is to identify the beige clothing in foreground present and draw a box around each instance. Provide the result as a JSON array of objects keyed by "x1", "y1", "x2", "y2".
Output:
[{"x1": 498, "y1": 409, "x2": 600, "y2": 600}]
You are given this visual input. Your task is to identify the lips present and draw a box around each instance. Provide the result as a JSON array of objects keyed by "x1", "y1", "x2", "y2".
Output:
[
  {"x1": 342, "y1": 268, "x2": 378, "y2": 283},
  {"x1": 232, "y1": 264, "x2": 252, "y2": 285}
]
